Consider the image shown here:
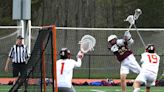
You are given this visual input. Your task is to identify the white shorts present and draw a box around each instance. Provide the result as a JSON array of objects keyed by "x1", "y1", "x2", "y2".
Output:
[
  {"x1": 135, "y1": 71, "x2": 157, "y2": 87},
  {"x1": 120, "y1": 54, "x2": 141, "y2": 75}
]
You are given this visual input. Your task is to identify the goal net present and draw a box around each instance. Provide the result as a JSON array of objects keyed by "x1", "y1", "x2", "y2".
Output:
[{"x1": 7, "y1": 26, "x2": 57, "y2": 92}]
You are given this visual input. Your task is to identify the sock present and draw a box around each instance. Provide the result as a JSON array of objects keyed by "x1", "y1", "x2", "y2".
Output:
[{"x1": 133, "y1": 88, "x2": 140, "y2": 92}]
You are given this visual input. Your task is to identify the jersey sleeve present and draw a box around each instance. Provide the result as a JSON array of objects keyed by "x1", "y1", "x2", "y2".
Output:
[
  {"x1": 8, "y1": 46, "x2": 14, "y2": 58},
  {"x1": 74, "y1": 58, "x2": 82, "y2": 67}
]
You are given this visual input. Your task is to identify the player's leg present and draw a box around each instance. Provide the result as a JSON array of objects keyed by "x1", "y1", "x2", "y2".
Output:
[
  {"x1": 120, "y1": 61, "x2": 129, "y2": 92},
  {"x1": 20, "y1": 64, "x2": 28, "y2": 92},
  {"x1": 120, "y1": 74, "x2": 127, "y2": 92},
  {"x1": 12, "y1": 63, "x2": 19, "y2": 92},
  {"x1": 12, "y1": 63, "x2": 19, "y2": 83},
  {"x1": 145, "y1": 73, "x2": 157, "y2": 92},
  {"x1": 133, "y1": 72, "x2": 146, "y2": 92},
  {"x1": 126, "y1": 54, "x2": 141, "y2": 74},
  {"x1": 133, "y1": 81, "x2": 141, "y2": 92},
  {"x1": 145, "y1": 87, "x2": 150, "y2": 92}
]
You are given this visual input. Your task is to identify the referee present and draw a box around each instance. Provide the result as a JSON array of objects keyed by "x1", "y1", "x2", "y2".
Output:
[{"x1": 5, "y1": 35, "x2": 29, "y2": 92}]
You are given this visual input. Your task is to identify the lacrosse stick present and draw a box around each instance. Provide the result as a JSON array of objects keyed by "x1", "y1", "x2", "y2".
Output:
[
  {"x1": 79, "y1": 35, "x2": 96, "y2": 53},
  {"x1": 133, "y1": 24, "x2": 146, "y2": 47},
  {"x1": 125, "y1": 8, "x2": 146, "y2": 47}
]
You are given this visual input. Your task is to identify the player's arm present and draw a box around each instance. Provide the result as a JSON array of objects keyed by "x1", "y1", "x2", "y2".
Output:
[
  {"x1": 123, "y1": 31, "x2": 134, "y2": 45},
  {"x1": 5, "y1": 57, "x2": 12, "y2": 72},
  {"x1": 5, "y1": 46, "x2": 14, "y2": 72},
  {"x1": 140, "y1": 53, "x2": 145, "y2": 64},
  {"x1": 110, "y1": 44, "x2": 119, "y2": 53},
  {"x1": 74, "y1": 51, "x2": 84, "y2": 67},
  {"x1": 117, "y1": 39, "x2": 125, "y2": 46}
]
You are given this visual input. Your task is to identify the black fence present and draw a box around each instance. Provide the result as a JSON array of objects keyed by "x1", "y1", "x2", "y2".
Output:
[{"x1": 1, "y1": 53, "x2": 164, "y2": 79}]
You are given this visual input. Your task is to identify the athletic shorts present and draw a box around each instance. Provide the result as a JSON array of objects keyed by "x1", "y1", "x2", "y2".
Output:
[
  {"x1": 135, "y1": 71, "x2": 157, "y2": 87},
  {"x1": 12, "y1": 63, "x2": 27, "y2": 77},
  {"x1": 120, "y1": 54, "x2": 141, "y2": 75},
  {"x1": 58, "y1": 87, "x2": 76, "y2": 92}
]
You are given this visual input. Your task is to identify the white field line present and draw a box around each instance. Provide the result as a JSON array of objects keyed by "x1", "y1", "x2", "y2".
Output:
[
  {"x1": 115, "y1": 89, "x2": 164, "y2": 92},
  {"x1": 91, "y1": 89, "x2": 106, "y2": 92},
  {"x1": 91, "y1": 88, "x2": 164, "y2": 92}
]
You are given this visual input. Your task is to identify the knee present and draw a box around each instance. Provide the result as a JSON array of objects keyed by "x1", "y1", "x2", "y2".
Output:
[
  {"x1": 121, "y1": 78, "x2": 126, "y2": 83},
  {"x1": 120, "y1": 74, "x2": 127, "y2": 82},
  {"x1": 133, "y1": 81, "x2": 141, "y2": 88}
]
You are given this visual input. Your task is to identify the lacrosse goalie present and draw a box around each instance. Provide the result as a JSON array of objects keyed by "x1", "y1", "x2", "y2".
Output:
[
  {"x1": 133, "y1": 44, "x2": 160, "y2": 92},
  {"x1": 57, "y1": 48, "x2": 84, "y2": 92},
  {"x1": 107, "y1": 31, "x2": 141, "y2": 92}
]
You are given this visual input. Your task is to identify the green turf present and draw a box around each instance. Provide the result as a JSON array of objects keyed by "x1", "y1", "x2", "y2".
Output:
[
  {"x1": 75, "y1": 86, "x2": 164, "y2": 92},
  {"x1": 0, "y1": 85, "x2": 164, "y2": 92}
]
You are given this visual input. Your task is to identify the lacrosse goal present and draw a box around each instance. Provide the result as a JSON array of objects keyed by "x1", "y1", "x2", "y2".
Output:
[{"x1": 8, "y1": 26, "x2": 58, "y2": 92}]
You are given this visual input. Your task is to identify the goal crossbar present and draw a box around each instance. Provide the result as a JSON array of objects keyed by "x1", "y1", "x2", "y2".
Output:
[{"x1": 0, "y1": 26, "x2": 164, "y2": 31}]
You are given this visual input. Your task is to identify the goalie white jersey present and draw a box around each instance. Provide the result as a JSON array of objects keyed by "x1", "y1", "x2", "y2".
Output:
[
  {"x1": 57, "y1": 58, "x2": 82, "y2": 88},
  {"x1": 140, "y1": 52, "x2": 160, "y2": 75}
]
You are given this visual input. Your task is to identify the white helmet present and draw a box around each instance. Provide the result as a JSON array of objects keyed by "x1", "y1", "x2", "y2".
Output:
[{"x1": 107, "y1": 35, "x2": 117, "y2": 42}]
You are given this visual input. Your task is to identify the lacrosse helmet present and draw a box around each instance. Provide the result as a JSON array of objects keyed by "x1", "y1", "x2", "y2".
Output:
[
  {"x1": 145, "y1": 44, "x2": 155, "y2": 53},
  {"x1": 107, "y1": 35, "x2": 117, "y2": 42},
  {"x1": 59, "y1": 48, "x2": 71, "y2": 59}
]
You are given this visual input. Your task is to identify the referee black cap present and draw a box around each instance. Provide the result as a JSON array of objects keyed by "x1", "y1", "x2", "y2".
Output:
[{"x1": 17, "y1": 35, "x2": 24, "y2": 39}]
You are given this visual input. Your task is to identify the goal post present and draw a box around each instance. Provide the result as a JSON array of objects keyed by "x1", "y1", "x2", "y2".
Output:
[{"x1": 52, "y1": 25, "x2": 58, "y2": 92}]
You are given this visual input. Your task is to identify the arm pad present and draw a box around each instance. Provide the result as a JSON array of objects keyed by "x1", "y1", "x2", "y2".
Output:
[
  {"x1": 127, "y1": 38, "x2": 134, "y2": 45},
  {"x1": 111, "y1": 44, "x2": 119, "y2": 52},
  {"x1": 124, "y1": 31, "x2": 132, "y2": 40},
  {"x1": 124, "y1": 31, "x2": 134, "y2": 45}
]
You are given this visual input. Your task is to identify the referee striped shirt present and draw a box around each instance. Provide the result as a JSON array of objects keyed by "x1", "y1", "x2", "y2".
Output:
[{"x1": 9, "y1": 44, "x2": 29, "y2": 63}]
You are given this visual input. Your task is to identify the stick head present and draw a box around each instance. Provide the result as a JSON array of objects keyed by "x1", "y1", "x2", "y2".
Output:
[
  {"x1": 134, "y1": 8, "x2": 142, "y2": 20},
  {"x1": 79, "y1": 35, "x2": 96, "y2": 53}
]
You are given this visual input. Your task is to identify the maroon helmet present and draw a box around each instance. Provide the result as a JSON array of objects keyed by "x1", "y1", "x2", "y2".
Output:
[
  {"x1": 59, "y1": 48, "x2": 71, "y2": 59},
  {"x1": 145, "y1": 44, "x2": 155, "y2": 53}
]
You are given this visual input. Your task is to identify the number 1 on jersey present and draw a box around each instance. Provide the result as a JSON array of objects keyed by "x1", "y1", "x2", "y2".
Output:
[
  {"x1": 147, "y1": 54, "x2": 158, "y2": 63},
  {"x1": 60, "y1": 62, "x2": 65, "y2": 75}
]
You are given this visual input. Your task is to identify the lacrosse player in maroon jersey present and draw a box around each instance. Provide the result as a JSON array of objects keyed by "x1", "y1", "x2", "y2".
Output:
[{"x1": 107, "y1": 31, "x2": 141, "y2": 92}]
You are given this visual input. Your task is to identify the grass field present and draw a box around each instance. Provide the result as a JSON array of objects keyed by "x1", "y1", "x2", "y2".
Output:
[
  {"x1": 0, "y1": 85, "x2": 164, "y2": 92},
  {"x1": 75, "y1": 86, "x2": 164, "y2": 92}
]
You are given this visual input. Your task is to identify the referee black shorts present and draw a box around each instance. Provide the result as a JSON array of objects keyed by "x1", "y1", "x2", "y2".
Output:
[{"x1": 12, "y1": 63, "x2": 27, "y2": 77}]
